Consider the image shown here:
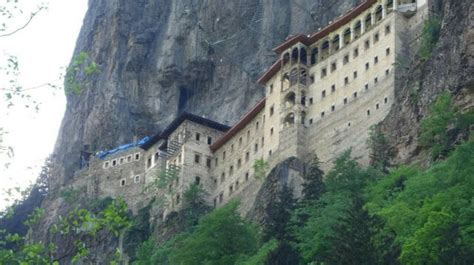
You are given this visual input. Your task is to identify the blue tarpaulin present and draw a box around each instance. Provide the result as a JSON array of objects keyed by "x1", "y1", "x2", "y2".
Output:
[{"x1": 95, "y1": 136, "x2": 151, "y2": 159}]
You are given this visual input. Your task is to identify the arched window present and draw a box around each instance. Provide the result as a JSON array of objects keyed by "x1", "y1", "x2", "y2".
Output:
[
  {"x1": 365, "y1": 13, "x2": 373, "y2": 30},
  {"x1": 343, "y1": 28, "x2": 351, "y2": 44},
  {"x1": 300, "y1": 47, "x2": 307, "y2": 65},
  {"x1": 320, "y1": 40, "x2": 330, "y2": 60},
  {"x1": 386, "y1": 0, "x2": 393, "y2": 13},
  {"x1": 289, "y1": 68, "x2": 298, "y2": 86},
  {"x1": 301, "y1": 111, "x2": 307, "y2": 125},
  {"x1": 301, "y1": 91, "x2": 306, "y2": 106},
  {"x1": 299, "y1": 68, "x2": 307, "y2": 85},
  {"x1": 283, "y1": 52, "x2": 290, "y2": 64},
  {"x1": 375, "y1": 5, "x2": 383, "y2": 21},
  {"x1": 310, "y1": 48, "x2": 319, "y2": 65},
  {"x1": 284, "y1": 113, "x2": 295, "y2": 126},
  {"x1": 284, "y1": 92, "x2": 296, "y2": 107},
  {"x1": 332, "y1": 34, "x2": 340, "y2": 52},
  {"x1": 354, "y1": 20, "x2": 362, "y2": 38},
  {"x1": 291, "y1": 47, "x2": 299, "y2": 65}
]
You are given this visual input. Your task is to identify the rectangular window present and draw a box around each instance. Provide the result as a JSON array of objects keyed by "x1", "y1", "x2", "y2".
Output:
[
  {"x1": 354, "y1": 92, "x2": 358, "y2": 98},
  {"x1": 374, "y1": 77, "x2": 378, "y2": 84},
  {"x1": 365, "y1": 39, "x2": 370, "y2": 50},
  {"x1": 239, "y1": 137, "x2": 242, "y2": 147},
  {"x1": 343, "y1": 54, "x2": 349, "y2": 65},
  {"x1": 331, "y1": 85, "x2": 336, "y2": 93},
  {"x1": 354, "y1": 47, "x2": 359, "y2": 58},
  {"x1": 331, "y1": 62, "x2": 337, "y2": 72},
  {"x1": 367, "y1": 109, "x2": 371, "y2": 116},
  {"x1": 256, "y1": 121, "x2": 259, "y2": 130},
  {"x1": 321, "y1": 111, "x2": 325, "y2": 117},
  {"x1": 386, "y1": 69, "x2": 390, "y2": 75},
  {"x1": 344, "y1": 97, "x2": 348, "y2": 104},
  {"x1": 206, "y1": 158, "x2": 212, "y2": 168},
  {"x1": 135, "y1": 153, "x2": 140, "y2": 160},
  {"x1": 310, "y1": 75, "x2": 315, "y2": 84},
  {"x1": 229, "y1": 166, "x2": 234, "y2": 175},
  {"x1": 385, "y1": 25, "x2": 391, "y2": 35},
  {"x1": 365, "y1": 83, "x2": 369, "y2": 90},
  {"x1": 194, "y1": 154, "x2": 201, "y2": 164},
  {"x1": 309, "y1": 119, "x2": 313, "y2": 124},
  {"x1": 309, "y1": 98, "x2": 313, "y2": 105},
  {"x1": 384, "y1": 97, "x2": 388, "y2": 103},
  {"x1": 223, "y1": 151, "x2": 226, "y2": 160},
  {"x1": 237, "y1": 159, "x2": 242, "y2": 168},
  {"x1": 269, "y1": 84, "x2": 273, "y2": 93},
  {"x1": 386, "y1": 47, "x2": 391, "y2": 56},
  {"x1": 245, "y1": 151, "x2": 250, "y2": 162},
  {"x1": 344, "y1": 77, "x2": 349, "y2": 85},
  {"x1": 270, "y1": 105, "x2": 274, "y2": 116},
  {"x1": 331, "y1": 105, "x2": 335, "y2": 112},
  {"x1": 112, "y1": 159, "x2": 117, "y2": 166},
  {"x1": 365, "y1": 62, "x2": 370, "y2": 70},
  {"x1": 321, "y1": 68, "x2": 327, "y2": 78},
  {"x1": 376, "y1": 103, "x2": 380, "y2": 109},
  {"x1": 374, "y1": 32, "x2": 379, "y2": 43},
  {"x1": 195, "y1": 133, "x2": 200, "y2": 141},
  {"x1": 254, "y1": 143, "x2": 258, "y2": 153},
  {"x1": 245, "y1": 172, "x2": 249, "y2": 181},
  {"x1": 207, "y1": 137, "x2": 212, "y2": 145},
  {"x1": 270, "y1": 127, "x2": 274, "y2": 136},
  {"x1": 374, "y1": 56, "x2": 379, "y2": 64},
  {"x1": 353, "y1": 71, "x2": 358, "y2": 79},
  {"x1": 215, "y1": 157, "x2": 218, "y2": 167},
  {"x1": 322, "y1": 90, "x2": 326, "y2": 98}
]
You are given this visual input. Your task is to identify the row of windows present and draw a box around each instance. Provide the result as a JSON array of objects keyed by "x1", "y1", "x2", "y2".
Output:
[
  {"x1": 194, "y1": 132, "x2": 214, "y2": 145},
  {"x1": 318, "y1": 27, "x2": 391, "y2": 80},
  {"x1": 313, "y1": 66, "x2": 391, "y2": 102},
  {"x1": 218, "y1": 139, "x2": 264, "y2": 184},
  {"x1": 309, "y1": 96, "x2": 389, "y2": 124},
  {"x1": 213, "y1": 172, "x2": 251, "y2": 206},
  {"x1": 103, "y1": 153, "x2": 140, "y2": 169},
  {"x1": 119, "y1": 175, "x2": 141, "y2": 187},
  {"x1": 215, "y1": 117, "x2": 264, "y2": 167}
]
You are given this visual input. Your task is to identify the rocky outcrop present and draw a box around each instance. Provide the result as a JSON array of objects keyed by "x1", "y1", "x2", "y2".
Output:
[
  {"x1": 247, "y1": 157, "x2": 305, "y2": 223},
  {"x1": 53, "y1": 0, "x2": 361, "y2": 185},
  {"x1": 380, "y1": 0, "x2": 474, "y2": 165}
]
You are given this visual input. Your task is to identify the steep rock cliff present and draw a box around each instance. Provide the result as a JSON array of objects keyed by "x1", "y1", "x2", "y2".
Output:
[
  {"x1": 53, "y1": 0, "x2": 360, "y2": 184},
  {"x1": 380, "y1": 0, "x2": 474, "y2": 165}
]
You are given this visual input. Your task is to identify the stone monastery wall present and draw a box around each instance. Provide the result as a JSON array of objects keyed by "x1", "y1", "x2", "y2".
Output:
[{"x1": 70, "y1": 0, "x2": 428, "y2": 216}]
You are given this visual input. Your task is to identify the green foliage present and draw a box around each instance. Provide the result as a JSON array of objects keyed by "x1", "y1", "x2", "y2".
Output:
[
  {"x1": 419, "y1": 91, "x2": 473, "y2": 160},
  {"x1": 366, "y1": 137, "x2": 474, "y2": 264},
  {"x1": 170, "y1": 200, "x2": 259, "y2": 264},
  {"x1": 236, "y1": 239, "x2": 278, "y2": 265},
  {"x1": 64, "y1": 51, "x2": 99, "y2": 95},
  {"x1": 0, "y1": 198, "x2": 131, "y2": 264},
  {"x1": 253, "y1": 159, "x2": 269, "y2": 179},
  {"x1": 294, "y1": 150, "x2": 379, "y2": 264},
  {"x1": 59, "y1": 187, "x2": 82, "y2": 203},
  {"x1": 367, "y1": 126, "x2": 392, "y2": 172},
  {"x1": 302, "y1": 154, "x2": 325, "y2": 201},
  {"x1": 418, "y1": 16, "x2": 441, "y2": 61}
]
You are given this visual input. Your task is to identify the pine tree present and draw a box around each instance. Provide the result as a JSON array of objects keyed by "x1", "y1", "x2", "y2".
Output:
[{"x1": 302, "y1": 154, "x2": 325, "y2": 201}]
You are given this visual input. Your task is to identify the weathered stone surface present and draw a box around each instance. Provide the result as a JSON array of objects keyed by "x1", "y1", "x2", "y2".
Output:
[
  {"x1": 379, "y1": 0, "x2": 474, "y2": 166},
  {"x1": 53, "y1": 0, "x2": 361, "y2": 184}
]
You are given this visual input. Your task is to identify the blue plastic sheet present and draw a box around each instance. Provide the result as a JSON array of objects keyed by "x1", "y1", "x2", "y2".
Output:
[{"x1": 95, "y1": 136, "x2": 151, "y2": 159}]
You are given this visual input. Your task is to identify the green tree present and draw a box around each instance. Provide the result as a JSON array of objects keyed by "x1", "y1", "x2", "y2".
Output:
[
  {"x1": 367, "y1": 126, "x2": 392, "y2": 173},
  {"x1": 365, "y1": 137, "x2": 474, "y2": 265},
  {"x1": 294, "y1": 151, "x2": 378, "y2": 264},
  {"x1": 263, "y1": 185, "x2": 299, "y2": 265},
  {"x1": 170, "y1": 200, "x2": 259, "y2": 265},
  {"x1": 302, "y1": 154, "x2": 325, "y2": 201}
]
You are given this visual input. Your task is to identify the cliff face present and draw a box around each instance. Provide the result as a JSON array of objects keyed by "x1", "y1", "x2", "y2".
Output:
[
  {"x1": 380, "y1": 0, "x2": 474, "y2": 165},
  {"x1": 53, "y1": 0, "x2": 360, "y2": 183}
]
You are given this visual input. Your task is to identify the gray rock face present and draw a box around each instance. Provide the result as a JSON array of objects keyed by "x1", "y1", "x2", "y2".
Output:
[
  {"x1": 380, "y1": 0, "x2": 474, "y2": 165},
  {"x1": 53, "y1": 0, "x2": 360, "y2": 183}
]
